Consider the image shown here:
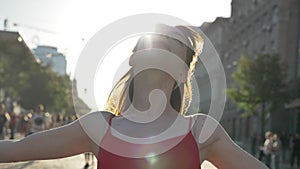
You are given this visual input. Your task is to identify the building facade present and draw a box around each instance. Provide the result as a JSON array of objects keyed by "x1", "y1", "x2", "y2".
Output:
[
  {"x1": 199, "y1": 0, "x2": 300, "y2": 142},
  {"x1": 71, "y1": 79, "x2": 91, "y2": 116},
  {"x1": 33, "y1": 45, "x2": 67, "y2": 76}
]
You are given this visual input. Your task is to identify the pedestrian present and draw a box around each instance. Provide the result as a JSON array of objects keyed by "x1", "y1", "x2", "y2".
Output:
[
  {"x1": 28, "y1": 104, "x2": 46, "y2": 135},
  {"x1": 288, "y1": 134, "x2": 294, "y2": 162},
  {"x1": 0, "y1": 24, "x2": 268, "y2": 169},
  {"x1": 0, "y1": 103, "x2": 10, "y2": 140},
  {"x1": 263, "y1": 131, "x2": 273, "y2": 168},
  {"x1": 279, "y1": 131, "x2": 288, "y2": 162},
  {"x1": 44, "y1": 112, "x2": 52, "y2": 130},
  {"x1": 258, "y1": 135, "x2": 265, "y2": 161},
  {"x1": 8, "y1": 111, "x2": 17, "y2": 139},
  {"x1": 251, "y1": 133, "x2": 257, "y2": 156},
  {"x1": 290, "y1": 133, "x2": 300, "y2": 168},
  {"x1": 62, "y1": 115, "x2": 72, "y2": 125},
  {"x1": 19, "y1": 113, "x2": 30, "y2": 136},
  {"x1": 25, "y1": 110, "x2": 33, "y2": 136},
  {"x1": 272, "y1": 133, "x2": 281, "y2": 169},
  {"x1": 53, "y1": 113, "x2": 64, "y2": 128},
  {"x1": 84, "y1": 152, "x2": 94, "y2": 169}
]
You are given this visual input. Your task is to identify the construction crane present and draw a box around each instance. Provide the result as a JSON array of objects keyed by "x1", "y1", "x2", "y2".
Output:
[
  {"x1": 12, "y1": 22, "x2": 57, "y2": 34},
  {"x1": 13, "y1": 21, "x2": 58, "y2": 46},
  {"x1": 1, "y1": 17, "x2": 58, "y2": 45},
  {"x1": 2, "y1": 18, "x2": 85, "y2": 44}
]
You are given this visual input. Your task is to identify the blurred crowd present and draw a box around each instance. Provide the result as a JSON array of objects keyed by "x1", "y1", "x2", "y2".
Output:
[
  {"x1": 1, "y1": 98, "x2": 299, "y2": 169},
  {"x1": 0, "y1": 98, "x2": 95, "y2": 168},
  {"x1": 0, "y1": 101, "x2": 77, "y2": 140},
  {"x1": 254, "y1": 131, "x2": 300, "y2": 169}
]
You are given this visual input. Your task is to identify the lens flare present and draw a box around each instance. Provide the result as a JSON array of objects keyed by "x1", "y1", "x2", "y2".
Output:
[{"x1": 146, "y1": 152, "x2": 158, "y2": 165}]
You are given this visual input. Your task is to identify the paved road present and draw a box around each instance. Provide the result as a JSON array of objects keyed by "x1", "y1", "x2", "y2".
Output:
[
  {"x1": 202, "y1": 161, "x2": 218, "y2": 169},
  {"x1": 0, "y1": 154, "x2": 97, "y2": 169},
  {"x1": 0, "y1": 156, "x2": 217, "y2": 169},
  {"x1": 0, "y1": 133, "x2": 293, "y2": 169},
  {"x1": 0, "y1": 133, "x2": 217, "y2": 169},
  {"x1": 1, "y1": 157, "x2": 295, "y2": 169}
]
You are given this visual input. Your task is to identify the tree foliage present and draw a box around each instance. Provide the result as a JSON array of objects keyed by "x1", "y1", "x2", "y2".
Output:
[
  {"x1": 226, "y1": 54, "x2": 289, "y2": 134},
  {"x1": 0, "y1": 40, "x2": 75, "y2": 115}
]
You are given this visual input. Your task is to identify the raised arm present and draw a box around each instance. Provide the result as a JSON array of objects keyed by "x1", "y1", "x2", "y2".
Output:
[
  {"x1": 193, "y1": 114, "x2": 268, "y2": 169},
  {"x1": 0, "y1": 111, "x2": 111, "y2": 163}
]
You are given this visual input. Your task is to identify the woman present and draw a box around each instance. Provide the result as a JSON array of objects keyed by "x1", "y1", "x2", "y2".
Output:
[
  {"x1": 272, "y1": 134, "x2": 281, "y2": 169},
  {"x1": 0, "y1": 24, "x2": 268, "y2": 169},
  {"x1": 263, "y1": 131, "x2": 273, "y2": 168}
]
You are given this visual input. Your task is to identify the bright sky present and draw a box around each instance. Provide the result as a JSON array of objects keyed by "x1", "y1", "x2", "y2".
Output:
[{"x1": 0, "y1": 0, "x2": 231, "y2": 110}]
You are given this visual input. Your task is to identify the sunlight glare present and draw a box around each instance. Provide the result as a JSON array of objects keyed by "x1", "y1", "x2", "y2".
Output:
[{"x1": 94, "y1": 36, "x2": 139, "y2": 110}]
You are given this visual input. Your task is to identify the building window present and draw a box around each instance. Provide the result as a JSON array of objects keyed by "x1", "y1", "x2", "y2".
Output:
[
  {"x1": 271, "y1": 39, "x2": 276, "y2": 51},
  {"x1": 238, "y1": 118, "x2": 243, "y2": 140},
  {"x1": 297, "y1": 80, "x2": 300, "y2": 100},
  {"x1": 227, "y1": 64, "x2": 232, "y2": 69},
  {"x1": 297, "y1": 48, "x2": 300, "y2": 78},
  {"x1": 267, "y1": 25, "x2": 272, "y2": 32},
  {"x1": 297, "y1": 23, "x2": 300, "y2": 78},
  {"x1": 243, "y1": 40, "x2": 249, "y2": 47},
  {"x1": 263, "y1": 11, "x2": 268, "y2": 17},
  {"x1": 272, "y1": 6, "x2": 279, "y2": 23},
  {"x1": 261, "y1": 45, "x2": 266, "y2": 53},
  {"x1": 232, "y1": 117, "x2": 236, "y2": 139},
  {"x1": 232, "y1": 61, "x2": 238, "y2": 66},
  {"x1": 246, "y1": 116, "x2": 250, "y2": 138},
  {"x1": 253, "y1": 0, "x2": 258, "y2": 7}
]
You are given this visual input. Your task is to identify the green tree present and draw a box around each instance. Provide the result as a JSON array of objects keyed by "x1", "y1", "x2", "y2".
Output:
[
  {"x1": 47, "y1": 74, "x2": 75, "y2": 115},
  {"x1": 0, "y1": 40, "x2": 75, "y2": 115},
  {"x1": 0, "y1": 39, "x2": 43, "y2": 102},
  {"x1": 226, "y1": 54, "x2": 289, "y2": 137}
]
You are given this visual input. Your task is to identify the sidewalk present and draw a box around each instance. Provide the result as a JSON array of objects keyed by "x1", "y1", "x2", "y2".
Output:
[{"x1": 236, "y1": 141, "x2": 297, "y2": 169}]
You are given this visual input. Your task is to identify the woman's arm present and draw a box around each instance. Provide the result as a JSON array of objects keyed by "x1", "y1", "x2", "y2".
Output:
[
  {"x1": 194, "y1": 114, "x2": 268, "y2": 169},
  {"x1": 0, "y1": 111, "x2": 111, "y2": 163},
  {"x1": 0, "y1": 119, "x2": 92, "y2": 162}
]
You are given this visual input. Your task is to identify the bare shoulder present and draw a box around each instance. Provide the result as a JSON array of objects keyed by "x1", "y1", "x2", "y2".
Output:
[
  {"x1": 186, "y1": 113, "x2": 225, "y2": 153},
  {"x1": 79, "y1": 111, "x2": 112, "y2": 123},
  {"x1": 78, "y1": 111, "x2": 113, "y2": 146},
  {"x1": 185, "y1": 114, "x2": 268, "y2": 169}
]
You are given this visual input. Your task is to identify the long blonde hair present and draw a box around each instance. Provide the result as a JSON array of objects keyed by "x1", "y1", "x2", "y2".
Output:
[{"x1": 106, "y1": 25, "x2": 203, "y2": 116}]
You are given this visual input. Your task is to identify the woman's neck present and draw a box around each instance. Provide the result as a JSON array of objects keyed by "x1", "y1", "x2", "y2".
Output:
[{"x1": 131, "y1": 72, "x2": 176, "y2": 114}]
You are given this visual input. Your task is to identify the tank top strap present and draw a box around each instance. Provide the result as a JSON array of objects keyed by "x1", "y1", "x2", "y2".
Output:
[
  {"x1": 102, "y1": 114, "x2": 115, "y2": 139},
  {"x1": 108, "y1": 114, "x2": 115, "y2": 126}
]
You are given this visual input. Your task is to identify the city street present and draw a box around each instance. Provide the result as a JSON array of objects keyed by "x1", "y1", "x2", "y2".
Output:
[
  {"x1": 0, "y1": 133, "x2": 295, "y2": 169},
  {"x1": 0, "y1": 155, "x2": 93, "y2": 169},
  {"x1": 0, "y1": 133, "x2": 217, "y2": 169},
  {"x1": 0, "y1": 0, "x2": 299, "y2": 169},
  {"x1": 0, "y1": 155, "x2": 217, "y2": 169},
  {"x1": 0, "y1": 156, "x2": 295, "y2": 169}
]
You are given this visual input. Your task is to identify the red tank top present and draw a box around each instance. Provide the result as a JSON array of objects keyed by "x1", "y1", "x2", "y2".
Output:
[{"x1": 97, "y1": 115, "x2": 201, "y2": 169}]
